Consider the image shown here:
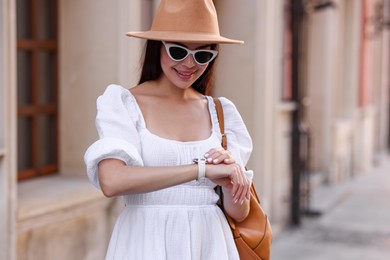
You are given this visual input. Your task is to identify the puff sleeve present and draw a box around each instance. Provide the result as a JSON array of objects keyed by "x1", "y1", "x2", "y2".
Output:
[
  {"x1": 84, "y1": 84, "x2": 144, "y2": 189},
  {"x1": 219, "y1": 97, "x2": 254, "y2": 182}
]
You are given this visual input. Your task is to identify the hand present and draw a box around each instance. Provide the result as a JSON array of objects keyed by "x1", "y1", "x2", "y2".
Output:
[
  {"x1": 209, "y1": 177, "x2": 232, "y2": 187},
  {"x1": 204, "y1": 147, "x2": 235, "y2": 165},
  {"x1": 206, "y1": 163, "x2": 251, "y2": 204}
]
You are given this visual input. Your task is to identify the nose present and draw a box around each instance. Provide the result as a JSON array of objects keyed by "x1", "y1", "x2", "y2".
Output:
[{"x1": 181, "y1": 53, "x2": 197, "y2": 67}]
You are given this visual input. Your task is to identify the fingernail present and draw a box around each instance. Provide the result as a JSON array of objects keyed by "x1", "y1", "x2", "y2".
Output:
[
  {"x1": 213, "y1": 159, "x2": 219, "y2": 164},
  {"x1": 204, "y1": 153, "x2": 209, "y2": 157},
  {"x1": 207, "y1": 158, "x2": 213, "y2": 163},
  {"x1": 234, "y1": 199, "x2": 238, "y2": 204},
  {"x1": 224, "y1": 159, "x2": 230, "y2": 162},
  {"x1": 240, "y1": 200, "x2": 244, "y2": 205}
]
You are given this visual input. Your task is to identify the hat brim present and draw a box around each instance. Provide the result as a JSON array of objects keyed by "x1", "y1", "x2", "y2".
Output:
[{"x1": 126, "y1": 31, "x2": 244, "y2": 44}]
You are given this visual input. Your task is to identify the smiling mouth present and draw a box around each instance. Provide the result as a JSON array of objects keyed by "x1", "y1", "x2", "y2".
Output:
[{"x1": 175, "y1": 69, "x2": 195, "y2": 79}]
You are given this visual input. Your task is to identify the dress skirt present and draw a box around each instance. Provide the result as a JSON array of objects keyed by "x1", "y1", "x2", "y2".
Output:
[{"x1": 105, "y1": 186, "x2": 239, "y2": 260}]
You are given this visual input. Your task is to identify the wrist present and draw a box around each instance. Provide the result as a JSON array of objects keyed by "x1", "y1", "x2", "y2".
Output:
[{"x1": 193, "y1": 158, "x2": 206, "y2": 180}]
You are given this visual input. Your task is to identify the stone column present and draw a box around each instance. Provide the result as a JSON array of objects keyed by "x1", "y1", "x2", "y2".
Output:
[{"x1": 0, "y1": 0, "x2": 17, "y2": 259}]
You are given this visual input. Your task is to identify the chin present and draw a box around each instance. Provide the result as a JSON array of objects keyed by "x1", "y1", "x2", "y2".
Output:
[
  {"x1": 175, "y1": 82, "x2": 195, "y2": 90},
  {"x1": 170, "y1": 77, "x2": 197, "y2": 90}
]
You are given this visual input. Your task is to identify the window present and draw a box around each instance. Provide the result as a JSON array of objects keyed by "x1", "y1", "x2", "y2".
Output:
[{"x1": 17, "y1": 0, "x2": 58, "y2": 180}]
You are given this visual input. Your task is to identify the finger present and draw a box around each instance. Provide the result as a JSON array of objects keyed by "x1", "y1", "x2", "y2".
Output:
[
  {"x1": 223, "y1": 157, "x2": 235, "y2": 164},
  {"x1": 239, "y1": 178, "x2": 248, "y2": 205},
  {"x1": 234, "y1": 167, "x2": 244, "y2": 203},
  {"x1": 206, "y1": 150, "x2": 225, "y2": 164},
  {"x1": 245, "y1": 179, "x2": 251, "y2": 200},
  {"x1": 245, "y1": 176, "x2": 251, "y2": 200},
  {"x1": 223, "y1": 150, "x2": 235, "y2": 164},
  {"x1": 204, "y1": 147, "x2": 223, "y2": 158},
  {"x1": 212, "y1": 153, "x2": 233, "y2": 164},
  {"x1": 240, "y1": 176, "x2": 250, "y2": 204},
  {"x1": 207, "y1": 150, "x2": 235, "y2": 165},
  {"x1": 238, "y1": 168, "x2": 250, "y2": 204},
  {"x1": 230, "y1": 173, "x2": 239, "y2": 201},
  {"x1": 204, "y1": 148, "x2": 221, "y2": 163},
  {"x1": 220, "y1": 150, "x2": 235, "y2": 164}
]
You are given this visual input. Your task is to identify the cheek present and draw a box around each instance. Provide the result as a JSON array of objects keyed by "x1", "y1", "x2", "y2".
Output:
[
  {"x1": 161, "y1": 49, "x2": 175, "y2": 68},
  {"x1": 198, "y1": 64, "x2": 208, "y2": 74},
  {"x1": 161, "y1": 54, "x2": 174, "y2": 78}
]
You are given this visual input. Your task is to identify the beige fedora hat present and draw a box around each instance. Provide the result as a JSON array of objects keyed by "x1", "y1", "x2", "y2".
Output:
[{"x1": 126, "y1": 0, "x2": 243, "y2": 44}]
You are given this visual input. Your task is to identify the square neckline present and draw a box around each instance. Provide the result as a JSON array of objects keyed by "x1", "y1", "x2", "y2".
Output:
[{"x1": 126, "y1": 89, "x2": 219, "y2": 145}]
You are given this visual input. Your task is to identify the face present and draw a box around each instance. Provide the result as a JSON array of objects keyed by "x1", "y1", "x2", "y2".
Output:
[{"x1": 160, "y1": 42, "x2": 217, "y2": 90}]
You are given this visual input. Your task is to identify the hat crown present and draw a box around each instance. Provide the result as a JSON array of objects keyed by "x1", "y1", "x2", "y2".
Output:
[
  {"x1": 151, "y1": 0, "x2": 220, "y2": 35},
  {"x1": 126, "y1": 0, "x2": 243, "y2": 44}
]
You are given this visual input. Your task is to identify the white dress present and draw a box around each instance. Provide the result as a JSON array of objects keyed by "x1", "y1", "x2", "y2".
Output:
[{"x1": 84, "y1": 84, "x2": 253, "y2": 260}]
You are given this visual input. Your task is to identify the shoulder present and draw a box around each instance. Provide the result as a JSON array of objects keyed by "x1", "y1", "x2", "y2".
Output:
[
  {"x1": 218, "y1": 96, "x2": 235, "y2": 107},
  {"x1": 99, "y1": 84, "x2": 133, "y2": 103},
  {"x1": 96, "y1": 84, "x2": 141, "y2": 122},
  {"x1": 216, "y1": 97, "x2": 240, "y2": 118},
  {"x1": 214, "y1": 96, "x2": 248, "y2": 130},
  {"x1": 212, "y1": 96, "x2": 253, "y2": 164},
  {"x1": 97, "y1": 84, "x2": 138, "y2": 109}
]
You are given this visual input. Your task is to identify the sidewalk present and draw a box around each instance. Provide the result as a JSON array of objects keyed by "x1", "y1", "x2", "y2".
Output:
[{"x1": 271, "y1": 154, "x2": 390, "y2": 260}]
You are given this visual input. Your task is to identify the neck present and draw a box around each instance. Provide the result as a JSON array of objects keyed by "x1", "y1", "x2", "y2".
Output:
[{"x1": 153, "y1": 76, "x2": 202, "y2": 101}]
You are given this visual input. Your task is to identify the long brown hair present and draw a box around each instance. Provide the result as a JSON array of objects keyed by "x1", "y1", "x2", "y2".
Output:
[{"x1": 138, "y1": 40, "x2": 218, "y2": 95}]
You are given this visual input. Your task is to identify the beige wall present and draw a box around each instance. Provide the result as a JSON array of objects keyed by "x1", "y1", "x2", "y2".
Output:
[
  {"x1": 59, "y1": 0, "x2": 144, "y2": 175},
  {"x1": 215, "y1": 0, "x2": 291, "y2": 234},
  {"x1": 17, "y1": 176, "x2": 116, "y2": 260},
  {"x1": 307, "y1": 7, "x2": 339, "y2": 175},
  {"x1": 14, "y1": 1, "x2": 146, "y2": 259},
  {"x1": 0, "y1": 0, "x2": 17, "y2": 259},
  {"x1": 342, "y1": 0, "x2": 361, "y2": 118},
  {"x1": 306, "y1": 1, "x2": 367, "y2": 182},
  {"x1": 306, "y1": 0, "x2": 389, "y2": 179},
  {"x1": 379, "y1": 28, "x2": 390, "y2": 154},
  {"x1": 352, "y1": 0, "x2": 379, "y2": 174},
  {"x1": 373, "y1": 1, "x2": 390, "y2": 157}
]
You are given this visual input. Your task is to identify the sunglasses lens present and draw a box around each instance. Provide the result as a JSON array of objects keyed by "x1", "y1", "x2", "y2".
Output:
[
  {"x1": 169, "y1": 46, "x2": 188, "y2": 61},
  {"x1": 164, "y1": 42, "x2": 216, "y2": 65},
  {"x1": 194, "y1": 51, "x2": 214, "y2": 64}
]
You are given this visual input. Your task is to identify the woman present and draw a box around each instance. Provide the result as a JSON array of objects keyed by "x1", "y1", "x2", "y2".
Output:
[{"x1": 84, "y1": 0, "x2": 253, "y2": 259}]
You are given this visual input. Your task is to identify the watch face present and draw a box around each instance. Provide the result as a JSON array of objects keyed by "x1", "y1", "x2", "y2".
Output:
[{"x1": 192, "y1": 158, "x2": 206, "y2": 164}]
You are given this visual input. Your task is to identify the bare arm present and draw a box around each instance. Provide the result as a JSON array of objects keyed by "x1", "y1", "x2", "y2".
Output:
[
  {"x1": 98, "y1": 159, "x2": 198, "y2": 197},
  {"x1": 99, "y1": 156, "x2": 250, "y2": 222}
]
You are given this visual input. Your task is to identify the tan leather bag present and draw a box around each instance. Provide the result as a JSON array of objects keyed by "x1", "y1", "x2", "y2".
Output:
[{"x1": 214, "y1": 98, "x2": 273, "y2": 260}]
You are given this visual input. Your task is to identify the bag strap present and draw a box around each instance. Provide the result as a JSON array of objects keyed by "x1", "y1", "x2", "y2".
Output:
[
  {"x1": 213, "y1": 98, "x2": 227, "y2": 150},
  {"x1": 213, "y1": 97, "x2": 237, "y2": 230},
  {"x1": 213, "y1": 97, "x2": 261, "y2": 206}
]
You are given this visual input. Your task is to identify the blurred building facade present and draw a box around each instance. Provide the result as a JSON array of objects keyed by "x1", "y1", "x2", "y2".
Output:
[{"x1": 1, "y1": 0, "x2": 389, "y2": 259}]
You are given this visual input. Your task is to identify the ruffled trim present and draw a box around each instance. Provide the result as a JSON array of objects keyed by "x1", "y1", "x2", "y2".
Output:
[{"x1": 84, "y1": 137, "x2": 144, "y2": 189}]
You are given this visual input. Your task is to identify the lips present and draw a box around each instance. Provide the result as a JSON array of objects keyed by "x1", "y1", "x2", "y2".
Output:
[{"x1": 175, "y1": 69, "x2": 195, "y2": 80}]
